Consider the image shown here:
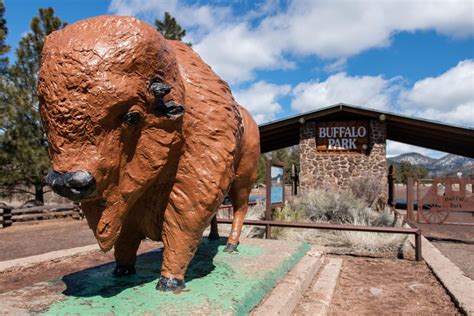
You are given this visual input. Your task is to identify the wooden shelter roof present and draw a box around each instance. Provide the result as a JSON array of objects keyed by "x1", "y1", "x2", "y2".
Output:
[{"x1": 259, "y1": 103, "x2": 474, "y2": 157}]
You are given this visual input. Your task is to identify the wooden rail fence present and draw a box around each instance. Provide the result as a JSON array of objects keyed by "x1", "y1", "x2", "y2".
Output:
[{"x1": 0, "y1": 204, "x2": 81, "y2": 228}]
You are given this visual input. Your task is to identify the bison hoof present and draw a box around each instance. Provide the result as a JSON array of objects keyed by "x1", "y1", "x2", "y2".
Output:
[
  {"x1": 112, "y1": 264, "x2": 136, "y2": 277},
  {"x1": 223, "y1": 242, "x2": 239, "y2": 253},
  {"x1": 156, "y1": 276, "x2": 185, "y2": 292},
  {"x1": 208, "y1": 232, "x2": 220, "y2": 240}
]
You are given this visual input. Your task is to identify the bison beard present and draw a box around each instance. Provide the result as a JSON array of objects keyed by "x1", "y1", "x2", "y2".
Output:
[{"x1": 38, "y1": 16, "x2": 260, "y2": 292}]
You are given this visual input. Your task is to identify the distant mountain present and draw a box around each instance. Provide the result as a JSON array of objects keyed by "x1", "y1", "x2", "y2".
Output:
[
  {"x1": 389, "y1": 152, "x2": 437, "y2": 166},
  {"x1": 388, "y1": 152, "x2": 474, "y2": 177}
]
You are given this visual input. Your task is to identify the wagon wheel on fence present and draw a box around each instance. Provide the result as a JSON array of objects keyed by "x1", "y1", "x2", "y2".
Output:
[{"x1": 419, "y1": 203, "x2": 450, "y2": 224}]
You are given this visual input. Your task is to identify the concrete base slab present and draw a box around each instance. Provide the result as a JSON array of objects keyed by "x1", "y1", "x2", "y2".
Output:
[
  {"x1": 0, "y1": 237, "x2": 310, "y2": 315},
  {"x1": 251, "y1": 248, "x2": 323, "y2": 316},
  {"x1": 293, "y1": 258, "x2": 343, "y2": 316}
]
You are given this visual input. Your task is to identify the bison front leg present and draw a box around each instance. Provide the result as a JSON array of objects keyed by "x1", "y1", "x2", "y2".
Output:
[
  {"x1": 112, "y1": 224, "x2": 144, "y2": 277},
  {"x1": 157, "y1": 208, "x2": 210, "y2": 291}
]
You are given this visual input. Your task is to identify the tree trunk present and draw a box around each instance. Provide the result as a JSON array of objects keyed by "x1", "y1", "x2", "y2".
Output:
[{"x1": 35, "y1": 184, "x2": 44, "y2": 204}]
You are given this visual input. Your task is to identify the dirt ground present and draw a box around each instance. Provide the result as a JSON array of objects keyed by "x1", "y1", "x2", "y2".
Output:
[
  {"x1": 0, "y1": 239, "x2": 163, "y2": 294},
  {"x1": 328, "y1": 256, "x2": 460, "y2": 315},
  {"x1": 0, "y1": 219, "x2": 95, "y2": 261}
]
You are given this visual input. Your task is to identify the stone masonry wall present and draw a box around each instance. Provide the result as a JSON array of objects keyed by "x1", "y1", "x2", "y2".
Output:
[{"x1": 299, "y1": 120, "x2": 387, "y2": 201}]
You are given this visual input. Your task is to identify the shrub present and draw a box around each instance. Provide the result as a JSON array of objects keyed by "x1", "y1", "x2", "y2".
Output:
[
  {"x1": 287, "y1": 189, "x2": 366, "y2": 224},
  {"x1": 349, "y1": 176, "x2": 383, "y2": 209},
  {"x1": 272, "y1": 189, "x2": 406, "y2": 254}
]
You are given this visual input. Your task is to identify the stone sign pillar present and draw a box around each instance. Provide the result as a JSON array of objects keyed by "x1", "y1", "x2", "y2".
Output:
[{"x1": 299, "y1": 119, "x2": 388, "y2": 202}]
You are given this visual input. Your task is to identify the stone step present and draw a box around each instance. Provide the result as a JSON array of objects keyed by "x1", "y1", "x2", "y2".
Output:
[
  {"x1": 292, "y1": 258, "x2": 343, "y2": 316},
  {"x1": 251, "y1": 248, "x2": 324, "y2": 316}
]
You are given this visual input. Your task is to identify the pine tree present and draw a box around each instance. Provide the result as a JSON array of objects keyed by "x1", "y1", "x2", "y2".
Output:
[
  {"x1": 154, "y1": 11, "x2": 190, "y2": 45},
  {"x1": 0, "y1": 0, "x2": 9, "y2": 74},
  {"x1": 0, "y1": 7, "x2": 66, "y2": 203},
  {"x1": 256, "y1": 155, "x2": 267, "y2": 184},
  {"x1": 395, "y1": 161, "x2": 428, "y2": 183}
]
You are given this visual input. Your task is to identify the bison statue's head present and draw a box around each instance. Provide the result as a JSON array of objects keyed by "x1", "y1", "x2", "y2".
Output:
[{"x1": 38, "y1": 16, "x2": 185, "y2": 251}]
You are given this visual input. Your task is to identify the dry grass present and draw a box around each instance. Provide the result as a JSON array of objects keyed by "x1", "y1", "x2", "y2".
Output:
[
  {"x1": 264, "y1": 189, "x2": 407, "y2": 255},
  {"x1": 222, "y1": 186, "x2": 408, "y2": 256}
]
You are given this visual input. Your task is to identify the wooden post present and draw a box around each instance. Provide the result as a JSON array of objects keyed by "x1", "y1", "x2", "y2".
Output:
[
  {"x1": 291, "y1": 164, "x2": 299, "y2": 196},
  {"x1": 265, "y1": 160, "x2": 272, "y2": 239},
  {"x1": 415, "y1": 230, "x2": 423, "y2": 261},
  {"x1": 388, "y1": 165, "x2": 395, "y2": 206},
  {"x1": 407, "y1": 177, "x2": 415, "y2": 221}
]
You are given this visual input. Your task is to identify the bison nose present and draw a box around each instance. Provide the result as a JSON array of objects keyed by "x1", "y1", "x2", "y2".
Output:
[{"x1": 46, "y1": 170, "x2": 96, "y2": 201}]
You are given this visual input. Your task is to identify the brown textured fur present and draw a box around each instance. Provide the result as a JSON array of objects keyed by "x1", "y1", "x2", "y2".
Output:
[{"x1": 38, "y1": 16, "x2": 260, "y2": 282}]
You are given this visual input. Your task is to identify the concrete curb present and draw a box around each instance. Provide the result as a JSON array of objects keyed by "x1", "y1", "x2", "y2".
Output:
[
  {"x1": 409, "y1": 234, "x2": 474, "y2": 315},
  {"x1": 0, "y1": 244, "x2": 99, "y2": 272},
  {"x1": 251, "y1": 248, "x2": 323, "y2": 316},
  {"x1": 294, "y1": 258, "x2": 343, "y2": 316}
]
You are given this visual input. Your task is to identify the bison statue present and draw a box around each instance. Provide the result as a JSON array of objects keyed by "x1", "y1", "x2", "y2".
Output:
[{"x1": 38, "y1": 16, "x2": 260, "y2": 291}]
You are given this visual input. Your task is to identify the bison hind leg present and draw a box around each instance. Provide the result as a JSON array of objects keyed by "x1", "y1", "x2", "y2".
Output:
[
  {"x1": 224, "y1": 241, "x2": 239, "y2": 253},
  {"x1": 225, "y1": 178, "x2": 254, "y2": 253},
  {"x1": 208, "y1": 215, "x2": 220, "y2": 240},
  {"x1": 156, "y1": 276, "x2": 186, "y2": 291}
]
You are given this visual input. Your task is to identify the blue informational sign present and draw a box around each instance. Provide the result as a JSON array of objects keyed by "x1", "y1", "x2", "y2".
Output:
[
  {"x1": 270, "y1": 166, "x2": 284, "y2": 204},
  {"x1": 271, "y1": 187, "x2": 283, "y2": 204}
]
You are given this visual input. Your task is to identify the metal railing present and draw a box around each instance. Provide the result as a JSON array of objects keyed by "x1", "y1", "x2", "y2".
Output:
[{"x1": 216, "y1": 217, "x2": 422, "y2": 261}]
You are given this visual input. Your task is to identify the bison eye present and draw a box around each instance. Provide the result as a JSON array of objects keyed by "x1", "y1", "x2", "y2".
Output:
[{"x1": 122, "y1": 112, "x2": 141, "y2": 126}]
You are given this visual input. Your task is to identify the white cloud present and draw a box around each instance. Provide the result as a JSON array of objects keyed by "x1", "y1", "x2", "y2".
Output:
[
  {"x1": 291, "y1": 60, "x2": 474, "y2": 128},
  {"x1": 323, "y1": 58, "x2": 347, "y2": 73},
  {"x1": 386, "y1": 141, "x2": 446, "y2": 158},
  {"x1": 109, "y1": 0, "x2": 474, "y2": 84},
  {"x1": 108, "y1": 0, "x2": 233, "y2": 43},
  {"x1": 400, "y1": 60, "x2": 474, "y2": 127},
  {"x1": 194, "y1": 23, "x2": 292, "y2": 83},
  {"x1": 271, "y1": 0, "x2": 474, "y2": 59},
  {"x1": 108, "y1": 0, "x2": 177, "y2": 17},
  {"x1": 233, "y1": 81, "x2": 291, "y2": 124},
  {"x1": 291, "y1": 72, "x2": 401, "y2": 113}
]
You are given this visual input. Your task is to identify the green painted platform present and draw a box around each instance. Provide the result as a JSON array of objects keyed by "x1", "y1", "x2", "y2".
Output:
[{"x1": 0, "y1": 238, "x2": 309, "y2": 315}]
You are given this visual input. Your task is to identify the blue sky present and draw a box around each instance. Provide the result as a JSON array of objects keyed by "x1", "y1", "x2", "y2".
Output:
[{"x1": 4, "y1": 0, "x2": 474, "y2": 158}]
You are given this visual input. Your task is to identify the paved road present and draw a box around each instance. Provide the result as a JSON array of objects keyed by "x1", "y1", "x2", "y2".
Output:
[
  {"x1": 0, "y1": 219, "x2": 95, "y2": 261},
  {"x1": 432, "y1": 241, "x2": 474, "y2": 280}
]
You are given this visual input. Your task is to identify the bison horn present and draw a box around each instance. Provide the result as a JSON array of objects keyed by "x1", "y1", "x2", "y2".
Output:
[
  {"x1": 150, "y1": 82, "x2": 171, "y2": 97},
  {"x1": 150, "y1": 81, "x2": 185, "y2": 119}
]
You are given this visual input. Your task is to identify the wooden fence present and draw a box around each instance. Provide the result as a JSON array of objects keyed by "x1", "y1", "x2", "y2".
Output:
[{"x1": 0, "y1": 204, "x2": 82, "y2": 228}]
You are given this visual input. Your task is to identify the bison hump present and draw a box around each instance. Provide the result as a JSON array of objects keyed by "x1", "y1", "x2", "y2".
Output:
[{"x1": 167, "y1": 41, "x2": 243, "y2": 214}]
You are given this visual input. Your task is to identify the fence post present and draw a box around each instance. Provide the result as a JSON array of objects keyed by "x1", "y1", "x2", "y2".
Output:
[
  {"x1": 265, "y1": 160, "x2": 272, "y2": 239},
  {"x1": 415, "y1": 230, "x2": 422, "y2": 261},
  {"x1": 407, "y1": 177, "x2": 415, "y2": 221},
  {"x1": 388, "y1": 165, "x2": 395, "y2": 206},
  {"x1": 291, "y1": 164, "x2": 299, "y2": 196}
]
